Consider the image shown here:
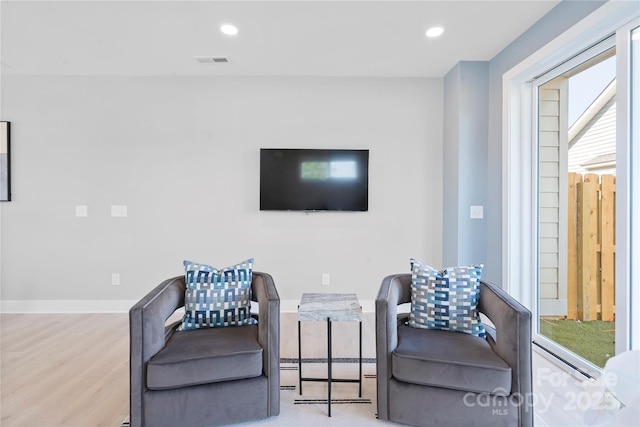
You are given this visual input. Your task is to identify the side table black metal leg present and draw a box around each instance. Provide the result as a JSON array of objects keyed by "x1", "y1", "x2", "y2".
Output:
[
  {"x1": 359, "y1": 319, "x2": 362, "y2": 397},
  {"x1": 327, "y1": 317, "x2": 332, "y2": 417},
  {"x1": 298, "y1": 319, "x2": 302, "y2": 395}
]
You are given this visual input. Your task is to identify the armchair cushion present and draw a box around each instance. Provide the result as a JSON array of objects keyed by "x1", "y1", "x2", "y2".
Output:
[
  {"x1": 146, "y1": 325, "x2": 263, "y2": 390},
  {"x1": 409, "y1": 259, "x2": 485, "y2": 337},
  {"x1": 392, "y1": 324, "x2": 512, "y2": 395},
  {"x1": 179, "y1": 258, "x2": 257, "y2": 330}
]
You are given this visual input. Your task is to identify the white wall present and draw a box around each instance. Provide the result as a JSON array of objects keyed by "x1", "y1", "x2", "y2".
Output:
[{"x1": 0, "y1": 75, "x2": 443, "y2": 311}]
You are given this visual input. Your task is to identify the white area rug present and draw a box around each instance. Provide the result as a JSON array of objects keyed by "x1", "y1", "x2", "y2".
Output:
[{"x1": 123, "y1": 361, "x2": 404, "y2": 427}]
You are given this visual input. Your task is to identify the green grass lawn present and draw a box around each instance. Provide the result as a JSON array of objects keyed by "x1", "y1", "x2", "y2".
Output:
[{"x1": 539, "y1": 318, "x2": 615, "y2": 368}]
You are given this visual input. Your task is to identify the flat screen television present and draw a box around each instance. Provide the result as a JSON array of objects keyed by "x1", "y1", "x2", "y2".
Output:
[{"x1": 260, "y1": 148, "x2": 369, "y2": 211}]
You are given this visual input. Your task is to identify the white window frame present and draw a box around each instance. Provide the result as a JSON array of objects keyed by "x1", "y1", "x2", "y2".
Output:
[{"x1": 503, "y1": 1, "x2": 640, "y2": 373}]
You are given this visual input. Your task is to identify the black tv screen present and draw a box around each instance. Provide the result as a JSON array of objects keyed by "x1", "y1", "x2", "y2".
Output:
[{"x1": 260, "y1": 148, "x2": 369, "y2": 211}]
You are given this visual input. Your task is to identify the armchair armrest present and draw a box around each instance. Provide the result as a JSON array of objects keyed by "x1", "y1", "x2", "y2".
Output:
[
  {"x1": 478, "y1": 280, "x2": 532, "y2": 420},
  {"x1": 129, "y1": 276, "x2": 185, "y2": 427},
  {"x1": 130, "y1": 276, "x2": 185, "y2": 361},
  {"x1": 375, "y1": 273, "x2": 412, "y2": 420},
  {"x1": 376, "y1": 274, "x2": 412, "y2": 355},
  {"x1": 251, "y1": 271, "x2": 280, "y2": 416}
]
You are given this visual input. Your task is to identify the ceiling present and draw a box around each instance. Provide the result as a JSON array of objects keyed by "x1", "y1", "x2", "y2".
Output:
[{"x1": 0, "y1": 0, "x2": 561, "y2": 78}]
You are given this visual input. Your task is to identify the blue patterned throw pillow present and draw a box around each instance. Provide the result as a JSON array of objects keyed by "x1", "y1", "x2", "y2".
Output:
[
  {"x1": 408, "y1": 259, "x2": 485, "y2": 338},
  {"x1": 179, "y1": 258, "x2": 257, "y2": 331}
]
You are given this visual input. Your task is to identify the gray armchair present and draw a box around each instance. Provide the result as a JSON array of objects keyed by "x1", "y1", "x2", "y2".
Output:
[
  {"x1": 130, "y1": 272, "x2": 280, "y2": 427},
  {"x1": 376, "y1": 274, "x2": 532, "y2": 427}
]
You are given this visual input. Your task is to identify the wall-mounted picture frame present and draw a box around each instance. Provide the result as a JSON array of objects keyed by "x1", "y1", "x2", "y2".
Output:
[{"x1": 1, "y1": 121, "x2": 11, "y2": 201}]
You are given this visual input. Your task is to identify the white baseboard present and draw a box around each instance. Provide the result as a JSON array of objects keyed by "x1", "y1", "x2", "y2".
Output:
[
  {"x1": 0, "y1": 299, "x2": 376, "y2": 314},
  {"x1": 0, "y1": 300, "x2": 139, "y2": 313}
]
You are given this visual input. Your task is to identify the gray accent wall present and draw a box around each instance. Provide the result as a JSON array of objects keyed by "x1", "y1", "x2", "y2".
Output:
[{"x1": 443, "y1": 61, "x2": 489, "y2": 269}]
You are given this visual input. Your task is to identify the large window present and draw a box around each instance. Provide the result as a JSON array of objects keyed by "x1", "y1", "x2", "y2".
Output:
[
  {"x1": 535, "y1": 43, "x2": 616, "y2": 369},
  {"x1": 504, "y1": 4, "x2": 639, "y2": 375}
]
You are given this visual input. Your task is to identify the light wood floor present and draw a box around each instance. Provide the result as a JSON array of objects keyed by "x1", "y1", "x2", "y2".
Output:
[
  {"x1": 0, "y1": 314, "x2": 130, "y2": 427},
  {"x1": 1, "y1": 313, "x2": 585, "y2": 427}
]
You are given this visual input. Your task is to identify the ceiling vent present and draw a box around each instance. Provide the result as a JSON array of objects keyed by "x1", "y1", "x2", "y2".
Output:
[{"x1": 194, "y1": 56, "x2": 229, "y2": 64}]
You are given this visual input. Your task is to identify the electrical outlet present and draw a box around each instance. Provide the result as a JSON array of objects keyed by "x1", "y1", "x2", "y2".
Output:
[
  {"x1": 321, "y1": 273, "x2": 330, "y2": 286},
  {"x1": 111, "y1": 273, "x2": 121, "y2": 286}
]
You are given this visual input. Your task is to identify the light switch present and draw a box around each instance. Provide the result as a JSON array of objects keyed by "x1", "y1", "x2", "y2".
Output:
[
  {"x1": 111, "y1": 205, "x2": 128, "y2": 217},
  {"x1": 75, "y1": 205, "x2": 88, "y2": 217},
  {"x1": 470, "y1": 205, "x2": 484, "y2": 219}
]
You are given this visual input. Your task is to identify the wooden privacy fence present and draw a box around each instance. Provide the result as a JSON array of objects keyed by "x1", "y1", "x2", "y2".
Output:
[{"x1": 567, "y1": 172, "x2": 615, "y2": 321}]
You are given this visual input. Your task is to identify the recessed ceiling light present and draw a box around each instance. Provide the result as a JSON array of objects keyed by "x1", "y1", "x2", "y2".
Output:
[
  {"x1": 426, "y1": 27, "x2": 444, "y2": 38},
  {"x1": 220, "y1": 24, "x2": 238, "y2": 36}
]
